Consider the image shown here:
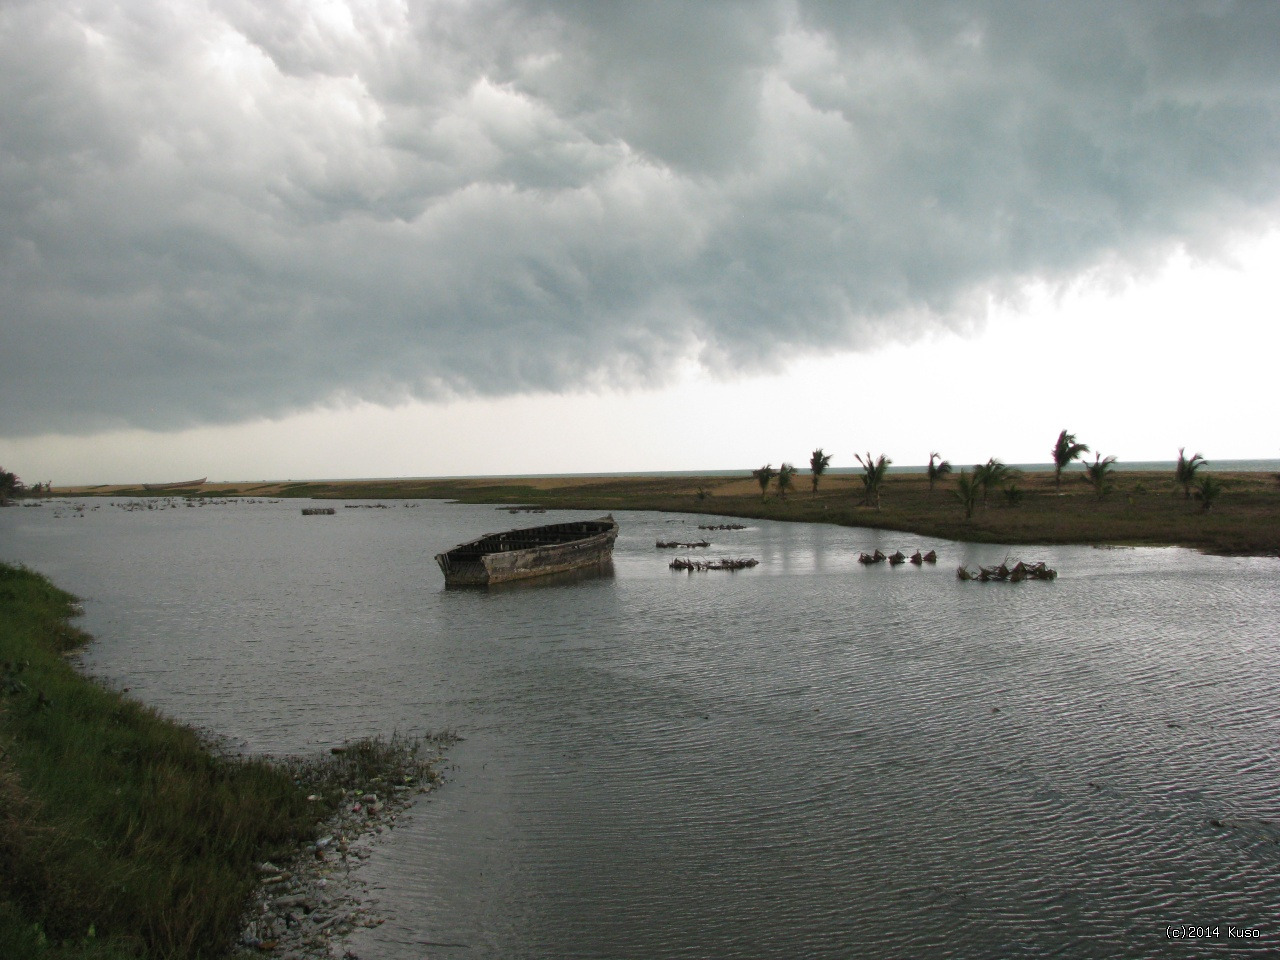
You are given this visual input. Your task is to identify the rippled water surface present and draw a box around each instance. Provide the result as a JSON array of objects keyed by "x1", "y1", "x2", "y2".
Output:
[{"x1": 4, "y1": 498, "x2": 1279, "y2": 958}]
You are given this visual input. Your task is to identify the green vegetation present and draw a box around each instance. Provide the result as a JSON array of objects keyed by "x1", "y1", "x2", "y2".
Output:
[
  {"x1": 0, "y1": 563, "x2": 440, "y2": 959},
  {"x1": 926, "y1": 453, "x2": 952, "y2": 498},
  {"x1": 973, "y1": 458, "x2": 1015, "y2": 509},
  {"x1": 855, "y1": 453, "x2": 891, "y2": 509},
  {"x1": 1083, "y1": 453, "x2": 1118, "y2": 501},
  {"x1": 776, "y1": 463, "x2": 797, "y2": 499},
  {"x1": 1176, "y1": 448, "x2": 1208, "y2": 499},
  {"x1": 1052, "y1": 429, "x2": 1089, "y2": 494},
  {"x1": 1195, "y1": 473, "x2": 1223, "y2": 512},
  {"x1": 751, "y1": 464, "x2": 776, "y2": 501},
  {"x1": 808, "y1": 449, "x2": 832, "y2": 495},
  {"x1": 0, "y1": 466, "x2": 21, "y2": 505}
]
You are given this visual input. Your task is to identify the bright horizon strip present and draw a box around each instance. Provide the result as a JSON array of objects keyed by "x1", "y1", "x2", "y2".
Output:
[{"x1": 3, "y1": 231, "x2": 1278, "y2": 487}]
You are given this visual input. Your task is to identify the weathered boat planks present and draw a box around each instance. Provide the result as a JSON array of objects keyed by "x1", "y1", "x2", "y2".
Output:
[{"x1": 436, "y1": 515, "x2": 618, "y2": 588}]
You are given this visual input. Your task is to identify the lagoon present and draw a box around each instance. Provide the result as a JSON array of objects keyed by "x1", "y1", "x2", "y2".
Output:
[{"x1": 3, "y1": 498, "x2": 1278, "y2": 958}]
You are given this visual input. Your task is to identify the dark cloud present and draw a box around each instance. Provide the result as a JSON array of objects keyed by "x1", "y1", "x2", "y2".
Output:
[{"x1": 2, "y1": 0, "x2": 1278, "y2": 435}]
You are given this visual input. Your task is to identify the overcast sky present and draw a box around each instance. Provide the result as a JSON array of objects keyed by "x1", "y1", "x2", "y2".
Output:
[{"x1": 2, "y1": 1, "x2": 1278, "y2": 484}]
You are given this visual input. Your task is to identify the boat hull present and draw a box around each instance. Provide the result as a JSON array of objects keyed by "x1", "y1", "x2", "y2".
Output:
[{"x1": 436, "y1": 516, "x2": 618, "y2": 588}]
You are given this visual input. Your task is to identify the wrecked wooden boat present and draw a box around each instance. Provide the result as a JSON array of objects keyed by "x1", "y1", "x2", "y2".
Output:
[{"x1": 436, "y1": 515, "x2": 618, "y2": 588}]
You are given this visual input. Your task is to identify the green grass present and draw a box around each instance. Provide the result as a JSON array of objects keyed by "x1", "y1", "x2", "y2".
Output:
[{"x1": 0, "y1": 564, "x2": 321, "y2": 959}]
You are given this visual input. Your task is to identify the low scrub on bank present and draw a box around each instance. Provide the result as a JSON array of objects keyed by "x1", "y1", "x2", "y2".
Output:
[
  {"x1": 0, "y1": 564, "x2": 324, "y2": 958},
  {"x1": 153, "y1": 469, "x2": 1279, "y2": 556}
]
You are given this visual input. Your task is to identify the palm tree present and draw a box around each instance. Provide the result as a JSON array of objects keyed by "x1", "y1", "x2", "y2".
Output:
[
  {"x1": 1194, "y1": 474, "x2": 1223, "y2": 512},
  {"x1": 855, "y1": 452, "x2": 891, "y2": 509},
  {"x1": 1175, "y1": 448, "x2": 1208, "y2": 500},
  {"x1": 809, "y1": 448, "x2": 832, "y2": 495},
  {"x1": 926, "y1": 453, "x2": 952, "y2": 498},
  {"x1": 1052, "y1": 429, "x2": 1090, "y2": 494},
  {"x1": 973, "y1": 458, "x2": 1013, "y2": 508},
  {"x1": 954, "y1": 469, "x2": 979, "y2": 520},
  {"x1": 1082, "y1": 453, "x2": 1117, "y2": 501},
  {"x1": 777, "y1": 463, "x2": 797, "y2": 499},
  {"x1": 752, "y1": 464, "x2": 776, "y2": 501}
]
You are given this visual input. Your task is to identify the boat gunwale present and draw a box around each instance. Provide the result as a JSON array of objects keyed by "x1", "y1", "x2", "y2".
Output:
[{"x1": 435, "y1": 515, "x2": 618, "y2": 587}]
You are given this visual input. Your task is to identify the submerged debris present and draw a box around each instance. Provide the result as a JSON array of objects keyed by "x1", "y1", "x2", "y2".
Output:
[
  {"x1": 699, "y1": 523, "x2": 746, "y2": 530},
  {"x1": 656, "y1": 539, "x2": 711, "y2": 549},
  {"x1": 670, "y1": 556, "x2": 759, "y2": 572},
  {"x1": 862, "y1": 547, "x2": 938, "y2": 566},
  {"x1": 301, "y1": 508, "x2": 335, "y2": 516},
  {"x1": 957, "y1": 560, "x2": 1058, "y2": 582}
]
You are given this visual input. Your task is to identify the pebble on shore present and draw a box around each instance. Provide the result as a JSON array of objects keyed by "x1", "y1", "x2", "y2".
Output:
[{"x1": 235, "y1": 740, "x2": 449, "y2": 960}]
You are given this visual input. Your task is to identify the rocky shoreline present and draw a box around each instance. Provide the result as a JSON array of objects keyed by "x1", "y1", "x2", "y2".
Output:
[{"x1": 234, "y1": 735, "x2": 453, "y2": 960}]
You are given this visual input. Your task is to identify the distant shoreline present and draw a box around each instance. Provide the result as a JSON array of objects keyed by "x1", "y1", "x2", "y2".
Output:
[
  {"x1": 52, "y1": 467, "x2": 1280, "y2": 557},
  {"x1": 59, "y1": 458, "x2": 1280, "y2": 488}
]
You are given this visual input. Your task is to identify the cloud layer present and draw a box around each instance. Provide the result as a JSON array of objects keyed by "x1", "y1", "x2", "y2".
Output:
[{"x1": 3, "y1": 0, "x2": 1279, "y2": 435}]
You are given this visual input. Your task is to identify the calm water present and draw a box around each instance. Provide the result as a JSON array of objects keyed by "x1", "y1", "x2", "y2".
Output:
[{"x1": 3, "y1": 498, "x2": 1279, "y2": 958}]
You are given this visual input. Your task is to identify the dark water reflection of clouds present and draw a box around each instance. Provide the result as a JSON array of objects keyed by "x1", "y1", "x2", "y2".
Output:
[{"x1": 3, "y1": 499, "x2": 1278, "y2": 959}]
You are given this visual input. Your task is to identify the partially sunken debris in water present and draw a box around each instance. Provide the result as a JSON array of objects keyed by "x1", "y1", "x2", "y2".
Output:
[
  {"x1": 669, "y1": 556, "x2": 759, "y2": 572},
  {"x1": 957, "y1": 560, "x2": 1058, "y2": 582},
  {"x1": 435, "y1": 515, "x2": 619, "y2": 587}
]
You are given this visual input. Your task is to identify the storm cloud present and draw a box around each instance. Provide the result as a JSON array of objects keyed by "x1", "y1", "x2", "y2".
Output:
[{"x1": 3, "y1": 1, "x2": 1279, "y2": 435}]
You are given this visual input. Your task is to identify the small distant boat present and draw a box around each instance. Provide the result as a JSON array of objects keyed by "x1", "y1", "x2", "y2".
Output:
[
  {"x1": 436, "y1": 515, "x2": 618, "y2": 588},
  {"x1": 142, "y1": 477, "x2": 207, "y2": 490}
]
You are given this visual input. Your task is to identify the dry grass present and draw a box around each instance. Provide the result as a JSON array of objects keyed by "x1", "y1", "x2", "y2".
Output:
[{"x1": 59, "y1": 469, "x2": 1280, "y2": 555}]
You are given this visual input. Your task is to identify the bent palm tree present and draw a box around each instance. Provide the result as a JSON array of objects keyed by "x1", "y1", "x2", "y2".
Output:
[
  {"x1": 926, "y1": 453, "x2": 952, "y2": 498},
  {"x1": 1083, "y1": 453, "x2": 1117, "y2": 501},
  {"x1": 752, "y1": 464, "x2": 776, "y2": 501},
  {"x1": 855, "y1": 452, "x2": 891, "y2": 509},
  {"x1": 809, "y1": 448, "x2": 832, "y2": 495},
  {"x1": 973, "y1": 458, "x2": 1012, "y2": 509},
  {"x1": 777, "y1": 463, "x2": 797, "y2": 499},
  {"x1": 1052, "y1": 430, "x2": 1090, "y2": 494},
  {"x1": 1175, "y1": 448, "x2": 1208, "y2": 500}
]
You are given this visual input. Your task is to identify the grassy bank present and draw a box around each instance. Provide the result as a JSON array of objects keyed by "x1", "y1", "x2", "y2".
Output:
[
  {"x1": 69, "y1": 469, "x2": 1280, "y2": 556},
  {"x1": 0, "y1": 562, "x2": 437, "y2": 959}
]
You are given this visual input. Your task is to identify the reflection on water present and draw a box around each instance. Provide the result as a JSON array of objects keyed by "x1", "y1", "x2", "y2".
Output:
[{"x1": 3, "y1": 499, "x2": 1279, "y2": 958}]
